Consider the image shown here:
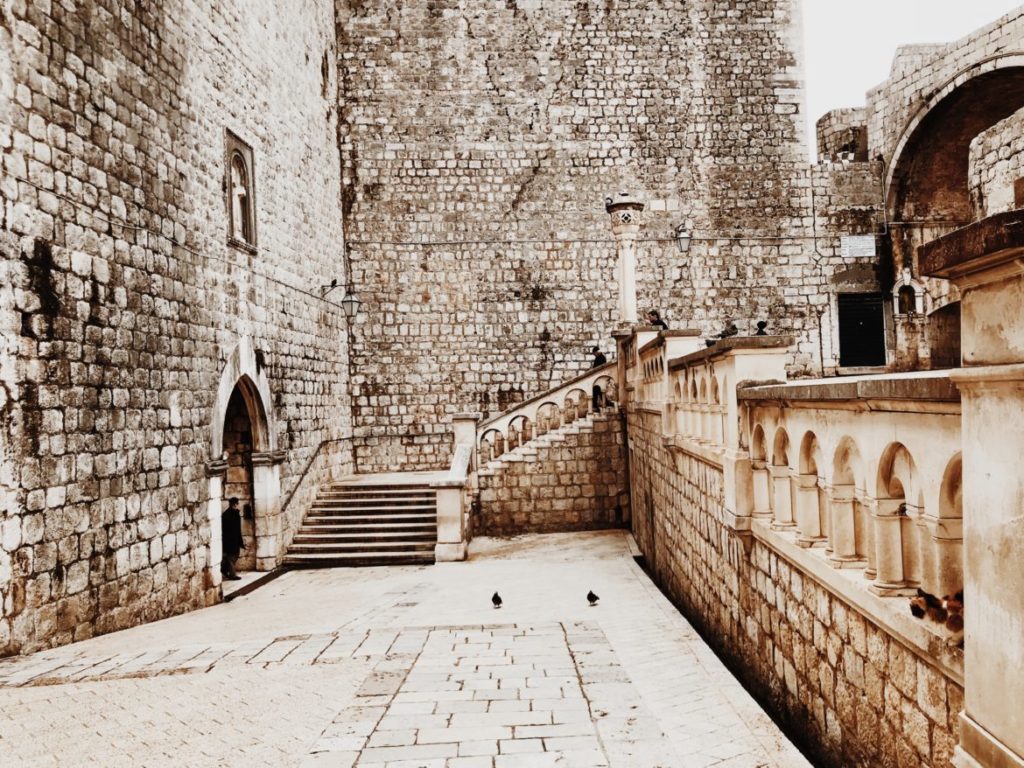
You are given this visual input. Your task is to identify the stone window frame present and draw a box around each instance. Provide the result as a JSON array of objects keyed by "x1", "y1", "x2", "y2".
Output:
[{"x1": 225, "y1": 129, "x2": 257, "y2": 252}]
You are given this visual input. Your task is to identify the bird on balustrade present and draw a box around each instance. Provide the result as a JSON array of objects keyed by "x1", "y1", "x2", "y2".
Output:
[
  {"x1": 587, "y1": 590, "x2": 599, "y2": 606},
  {"x1": 492, "y1": 591, "x2": 502, "y2": 609}
]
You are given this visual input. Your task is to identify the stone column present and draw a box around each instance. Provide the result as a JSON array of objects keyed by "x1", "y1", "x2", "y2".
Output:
[
  {"x1": 869, "y1": 498, "x2": 908, "y2": 595},
  {"x1": 251, "y1": 449, "x2": 286, "y2": 571},
  {"x1": 828, "y1": 485, "x2": 863, "y2": 567},
  {"x1": 921, "y1": 210, "x2": 1024, "y2": 768},
  {"x1": 794, "y1": 474, "x2": 826, "y2": 547},
  {"x1": 605, "y1": 192, "x2": 644, "y2": 325},
  {"x1": 769, "y1": 465, "x2": 795, "y2": 529},
  {"x1": 751, "y1": 460, "x2": 772, "y2": 518}
]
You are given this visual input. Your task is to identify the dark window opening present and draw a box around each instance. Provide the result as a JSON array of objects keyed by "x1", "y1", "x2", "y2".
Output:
[{"x1": 838, "y1": 293, "x2": 886, "y2": 368}]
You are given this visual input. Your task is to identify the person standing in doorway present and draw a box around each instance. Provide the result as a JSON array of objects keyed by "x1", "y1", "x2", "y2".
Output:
[{"x1": 221, "y1": 497, "x2": 244, "y2": 580}]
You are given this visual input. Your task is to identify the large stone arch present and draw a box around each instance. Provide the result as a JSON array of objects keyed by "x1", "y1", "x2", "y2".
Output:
[
  {"x1": 885, "y1": 54, "x2": 1024, "y2": 221},
  {"x1": 884, "y1": 55, "x2": 1024, "y2": 368},
  {"x1": 206, "y1": 337, "x2": 286, "y2": 581}
]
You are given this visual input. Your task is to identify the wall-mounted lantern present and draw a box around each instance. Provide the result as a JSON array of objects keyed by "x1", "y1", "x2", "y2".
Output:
[{"x1": 675, "y1": 224, "x2": 692, "y2": 255}]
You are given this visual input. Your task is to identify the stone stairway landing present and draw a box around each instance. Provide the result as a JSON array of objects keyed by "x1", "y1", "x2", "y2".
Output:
[{"x1": 283, "y1": 477, "x2": 439, "y2": 568}]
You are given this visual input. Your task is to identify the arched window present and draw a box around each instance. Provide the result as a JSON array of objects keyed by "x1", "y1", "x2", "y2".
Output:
[{"x1": 226, "y1": 130, "x2": 257, "y2": 249}]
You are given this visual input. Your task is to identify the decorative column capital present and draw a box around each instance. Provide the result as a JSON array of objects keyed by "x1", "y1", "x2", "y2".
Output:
[{"x1": 605, "y1": 191, "x2": 645, "y2": 239}]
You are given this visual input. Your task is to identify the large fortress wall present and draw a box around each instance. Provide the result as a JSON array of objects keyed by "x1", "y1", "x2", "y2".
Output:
[
  {"x1": 0, "y1": 0, "x2": 350, "y2": 655},
  {"x1": 338, "y1": 0, "x2": 818, "y2": 471}
]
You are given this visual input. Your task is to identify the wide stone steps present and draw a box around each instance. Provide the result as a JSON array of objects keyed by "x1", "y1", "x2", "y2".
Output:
[{"x1": 284, "y1": 480, "x2": 437, "y2": 568}]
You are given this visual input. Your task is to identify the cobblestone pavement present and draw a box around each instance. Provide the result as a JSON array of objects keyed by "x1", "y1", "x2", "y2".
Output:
[{"x1": 0, "y1": 531, "x2": 812, "y2": 768}]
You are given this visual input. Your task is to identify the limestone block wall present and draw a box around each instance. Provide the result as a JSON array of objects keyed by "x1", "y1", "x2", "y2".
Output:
[
  {"x1": 816, "y1": 108, "x2": 868, "y2": 162},
  {"x1": 0, "y1": 0, "x2": 353, "y2": 656},
  {"x1": 337, "y1": 0, "x2": 827, "y2": 471},
  {"x1": 626, "y1": 405, "x2": 963, "y2": 768},
  {"x1": 969, "y1": 106, "x2": 1024, "y2": 219},
  {"x1": 475, "y1": 412, "x2": 628, "y2": 536}
]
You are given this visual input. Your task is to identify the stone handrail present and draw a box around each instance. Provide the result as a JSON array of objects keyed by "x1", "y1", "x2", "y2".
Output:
[
  {"x1": 476, "y1": 361, "x2": 618, "y2": 458},
  {"x1": 432, "y1": 442, "x2": 473, "y2": 562}
]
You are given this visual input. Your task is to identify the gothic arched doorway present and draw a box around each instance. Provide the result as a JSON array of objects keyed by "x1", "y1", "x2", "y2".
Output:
[
  {"x1": 223, "y1": 382, "x2": 259, "y2": 570},
  {"x1": 208, "y1": 338, "x2": 285, "y2": 584}
]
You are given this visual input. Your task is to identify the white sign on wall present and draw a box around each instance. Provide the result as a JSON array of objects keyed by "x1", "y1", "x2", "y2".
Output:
[{"x1": 840, "y1": 235, "x2": 877, "y2": 259}]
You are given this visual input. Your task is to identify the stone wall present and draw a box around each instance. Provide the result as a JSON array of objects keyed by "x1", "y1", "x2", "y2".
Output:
[
  {"x1": 816, "y1": 108, "x2": 868, "y2": 162},
  {"x1": 338, "y1": 0, "x2": 831, "y2": 471},
  {"x1": 475, "y1": 411, "x2": 628, "y2": 536},
  {"x1": 969, "y1": 106, "x2": 1024, "y2": 219},
  {"x1": 0, "y1": 0, "x2": 353, "y2": 656},
  {"x1": 625, "y1": 405, "x2": 963, "y2": 768}
]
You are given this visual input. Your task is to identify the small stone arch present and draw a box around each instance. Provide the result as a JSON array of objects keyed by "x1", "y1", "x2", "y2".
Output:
[
  {"x1": 769, "y1": 428, "x2": 795, "y2": 529},
  {"x1": 480, "y1": 428, "x2": 505, "y2": 461},
  {"x1": 536, "y1": 402, "x2": 560, "y2": 434},
  {"x1": 795, "y1": 432, "x2": 827, "y2": 546},
  {"x1": 751, "y1": 424, "x2": 767, "y2": 462},
  {"x1": 831, "y1": 437, "x2": 871, "y2": 566},
  {"x1": 564, "y1": 388, "x2": 588, "y2": 419},
  {"x1": 939, "y1": 453, "x2": 962, "y2": 519},
  {"x1": 750, "y1": 423, "x2": 771, "y2": 518},
  {"x1": 874, "y1": 442, "x2": 924, "y2": 592},
  {"x1": 772, "y1": 428, "x2": 790, "y2": 468}
]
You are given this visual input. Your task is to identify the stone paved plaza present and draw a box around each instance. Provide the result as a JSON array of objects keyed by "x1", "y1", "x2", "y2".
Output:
[{"x1": 0, "y1": 532, "x2": 811, "y2": 768}]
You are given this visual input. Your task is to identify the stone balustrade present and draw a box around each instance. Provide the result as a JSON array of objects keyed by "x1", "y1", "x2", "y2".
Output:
[
  {"x1": 477, "y1": 361, "x2": 617, "y2": 463},
  {"x1": 739, "y1": 373, "x2": 964, "y2": 601}
]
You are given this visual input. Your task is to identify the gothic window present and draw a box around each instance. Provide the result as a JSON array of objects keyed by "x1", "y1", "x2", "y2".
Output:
[{"x1": 226, "y1": 131, "x2": 256, "y2": 249}]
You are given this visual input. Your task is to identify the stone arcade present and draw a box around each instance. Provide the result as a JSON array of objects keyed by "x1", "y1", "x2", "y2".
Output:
[{"x1": 2, "y1": 2, "x2": 1024, "y2": 767}]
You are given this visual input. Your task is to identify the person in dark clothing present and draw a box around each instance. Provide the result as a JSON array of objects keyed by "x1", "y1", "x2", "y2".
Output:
[
  {"x1": 221, "y1": 497, "x2": 245, "y2": 580},
  {"x1": 591, "y1": 347, "x2": 608, "y2": 410},
  {"x1": 646, "y1": 309, "x2": 668, "y2": 330}
]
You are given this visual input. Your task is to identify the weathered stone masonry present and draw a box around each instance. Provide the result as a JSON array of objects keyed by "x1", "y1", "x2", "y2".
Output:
[
  {"x1": 338, "y1": 0, "x2": 852, "y2": 473},
  {"x1": 0, "y1": 0, "x2": 352, "y2": 655},
  {"x1": 626, "y1": 402, "x2": 963, "y2": 768}
]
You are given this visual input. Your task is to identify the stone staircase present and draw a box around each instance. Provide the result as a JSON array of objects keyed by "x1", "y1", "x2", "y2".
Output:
[
  {"x1": 478, "y1": 407, "x2": 618, "y2": 474},
  {"x1": 283, "y1": 480, "x2": 437, "y2": 568}
]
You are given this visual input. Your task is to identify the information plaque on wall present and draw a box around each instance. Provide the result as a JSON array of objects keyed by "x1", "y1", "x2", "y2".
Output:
[{"x1": 840, "y1": 235, "x2": 877, "y2": 259}]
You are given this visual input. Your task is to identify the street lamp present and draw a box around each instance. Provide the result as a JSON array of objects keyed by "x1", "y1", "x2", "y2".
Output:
[
  {"x1": 341, "y1": 289, "x2": 360, "y2": 320},
  {"x1": 674, "y1": 224, "x2": 692, "y2": 255}
]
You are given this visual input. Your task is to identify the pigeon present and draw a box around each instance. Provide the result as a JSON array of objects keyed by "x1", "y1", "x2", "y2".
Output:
[
  {"x1": 492, "y1": 591, "x2": 502, "y2": 609},
  {"x1": 587, "y1": 590, "x2": 599, "y2": 606}
]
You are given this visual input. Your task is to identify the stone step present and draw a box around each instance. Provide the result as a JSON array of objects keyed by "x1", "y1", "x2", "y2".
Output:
[
  {"x1": 309, "y1": 502, "x2": 437, "y2": 512},
  {"x1": 283, "y1": 551, "x2": 435, "y2": 568},
  {"x1": 288, "y1": 540, "x2": 435, "y2": 553},
  {"x1": 292, "y1": 532, "x2": 436, "y2": 544},
  {"x1": 324, "y1": 484, "x2": 434, "y2": 493},
  {"x1": 297, "y1": 521, "x2": 436, "y2": 532},
  {"x1": 304, "y1": 513, "x2": 436, "y2": 524}
]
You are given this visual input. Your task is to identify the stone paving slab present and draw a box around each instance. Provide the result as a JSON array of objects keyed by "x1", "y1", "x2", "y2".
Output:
[{"x1": 0, "y1": 531, "x2": 811, "y2": 767}]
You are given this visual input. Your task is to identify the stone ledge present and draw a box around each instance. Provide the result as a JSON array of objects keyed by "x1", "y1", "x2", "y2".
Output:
[
  {"x1": 920, "y1": 208, "x2": 1024, "y2": 280},
  {"x1": 738, "y1": 371, "x2": 961, "y2": 403},
  {"x1": 637, "y1": 328, "x2": 703, "y2": 355},
  {"x1": 668, "y1": 335, "x2": 793, "y2": 370}
]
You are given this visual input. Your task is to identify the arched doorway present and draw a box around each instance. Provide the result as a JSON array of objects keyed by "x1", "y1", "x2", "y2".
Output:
[
  {"x1": 208, "y1": 338, "x2": 285, "y2": 584},
  {"x1": 223, "y1": 382, "x2": 259, "y2": 571}
]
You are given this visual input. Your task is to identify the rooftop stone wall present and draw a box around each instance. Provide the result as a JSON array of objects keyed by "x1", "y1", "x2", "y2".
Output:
[{"x1": 968, "y1": 106, "x2": 1024, "y2": 219}]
